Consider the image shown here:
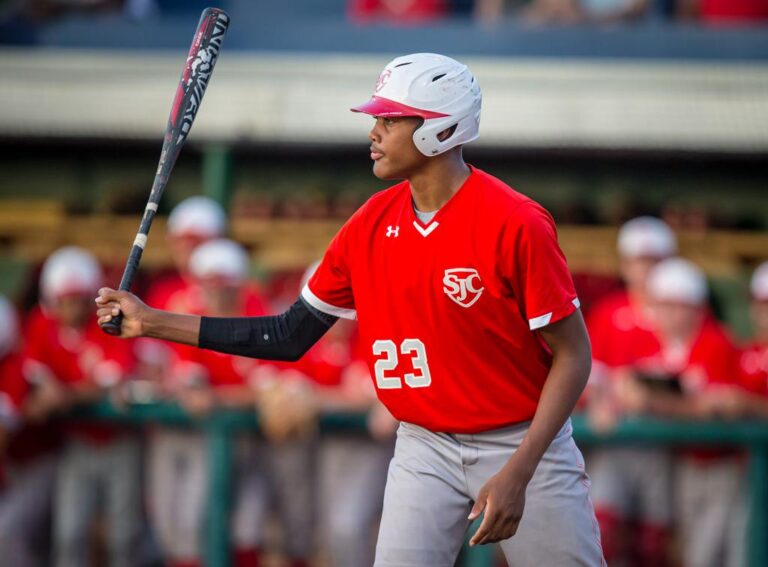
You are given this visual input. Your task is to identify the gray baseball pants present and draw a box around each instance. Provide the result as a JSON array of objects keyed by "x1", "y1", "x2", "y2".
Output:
[
  {"x1": 0, "y1": 455, "x2": 56, "y2": 567},
  {"x1": 374, "y1": 420, "x2": 605, "y2": 567},
  {"x1": 54, "y1": 436, "x2": 141, "y2": 567}
]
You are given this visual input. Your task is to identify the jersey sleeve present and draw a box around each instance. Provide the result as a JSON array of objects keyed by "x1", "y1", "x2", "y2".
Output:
[
  {"x1": 503, "y1": 202, "x2": 580, "y2": 331},
  {"x1": 300, "y1": 209, "x2": 362, "y2": 321}
]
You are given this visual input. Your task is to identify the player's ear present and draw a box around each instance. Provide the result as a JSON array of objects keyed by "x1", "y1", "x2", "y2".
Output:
[{"x1": 437, "y1": 124, "x2": 458, "y2": 142}]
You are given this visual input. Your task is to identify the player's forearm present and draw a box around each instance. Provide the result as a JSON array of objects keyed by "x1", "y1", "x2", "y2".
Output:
[
  {"x1": 142, "y1": 308, "x2": 202, "y2": 346},
  {"x1": 509, "y1": 313, "x2": 591, "y2": 479},
  {"x1": 197, "y1": 297, "x2": 337, "y2": 362}
]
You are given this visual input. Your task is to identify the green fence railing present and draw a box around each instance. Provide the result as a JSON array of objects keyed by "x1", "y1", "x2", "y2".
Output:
[{"x1": 75, "y1": 402, "x2": 768, "y2": 567}]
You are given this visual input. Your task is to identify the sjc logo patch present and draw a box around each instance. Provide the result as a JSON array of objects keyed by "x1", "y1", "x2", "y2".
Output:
[{"x1": 443, "y1": 268, "x2": 484, "y2": 308}]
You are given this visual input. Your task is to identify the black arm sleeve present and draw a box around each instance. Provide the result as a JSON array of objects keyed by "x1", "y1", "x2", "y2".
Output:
[{"x1": 197, "y1": 296, "x2": 338, "y2": 362}]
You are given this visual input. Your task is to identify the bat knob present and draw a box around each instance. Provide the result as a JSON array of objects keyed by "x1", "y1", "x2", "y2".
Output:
[{"x1": 100, "y1": 314, "x2": 124, "y2": 336}]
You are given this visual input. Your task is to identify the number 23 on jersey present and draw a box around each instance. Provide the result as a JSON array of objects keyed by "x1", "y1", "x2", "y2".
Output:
[{"x1": 372, "y1": 339, "x2": 432, "y2": 389}]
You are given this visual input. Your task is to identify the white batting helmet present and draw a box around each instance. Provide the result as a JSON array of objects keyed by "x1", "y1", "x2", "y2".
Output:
[
  {"x1": 647, "y1": 258, "x2": 707, "y2": 306},
  {"x1": 188, "y1": 238, "x2": 249, "y2": 284},
  {"x1": 751, "y1": 261, "x2": 768, "y2": 301},
  {"x1": 40, "y1": 247, "x2": 102, "y2": 302},
  {"x1": 167, "y1": 196, "x2": 227, "y2": 238},
  {"x1": 617, "y1": 216, "x2": 677, "y2": 259},
  {"x1": 0, "y1": 295, "x2": 19, "y2": 358},
  {"x1": 352, "y1": 53, "x2": 482, "y2": 157}
]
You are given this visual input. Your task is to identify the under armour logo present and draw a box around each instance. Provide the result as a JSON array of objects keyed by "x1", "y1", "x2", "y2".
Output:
[{"x1": 386, "y1": 225, "x2": 400, "y2": 238}]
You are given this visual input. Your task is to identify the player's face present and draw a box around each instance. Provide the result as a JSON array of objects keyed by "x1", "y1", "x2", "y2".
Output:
[
  {"x1": 199, "y1": 278, "x2": 242, "y2": 316},
  {"x1": 168, "y1": 233, "x2": 209, "y2": 273},
  {"x1": 620, "y1": 255, "x2": 663, "y2": 294},
  {"x1": 652, "y1": 301, "x2": 704, "y2": 341},
  {"x1": 50, "y1": 293, "x2": 93, "y2": 328},
  {"x1": 368, "y1": 116, "x2": 427, "y2": 180}
]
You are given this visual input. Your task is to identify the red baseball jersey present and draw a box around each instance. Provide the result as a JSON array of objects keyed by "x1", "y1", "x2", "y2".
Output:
[
  {"x1": 634, "y1": 317, "x2": 741, "y2": 393},
  {"x1": 739, "y1": 342, "x2": 768, "y2": 396},
  {"x1": 23, "y1": 308, "x2": 135, "y2": 444},
  {"x1": 637, "y1": 318, "x2": 745, "y2": 461},
  {"x1": 302, "y1": 167, "x2": 579, "y2": 433},
  {"x1": 0, "y1": 351, "x2": 61, "y2": 464},
  {"x1": 586, "y1": 290, "x2": 661, "y2": 369}
]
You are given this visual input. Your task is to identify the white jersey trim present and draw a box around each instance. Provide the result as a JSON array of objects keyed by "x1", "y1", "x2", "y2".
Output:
[
  {"x1": 413, "y1": 221, "x2": 439, "y2": 238},
  {"x1": 301, "y1": 284, "x2": 357, "y2": 321},
  {"x1": 528, "y1": 297, "x2": 581, "y2": 330},
  {"x1": 529, "y1": 312, "x2": 552, "y2": 330}
]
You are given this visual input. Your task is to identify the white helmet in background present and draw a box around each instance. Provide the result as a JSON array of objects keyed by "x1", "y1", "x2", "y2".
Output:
[
  {"x1": 0, "y1": 295, "x2": 19, "y2": 358},
  {"x1": 189, "y1": 238, "x2": 249, "y2": 284},
  {"x1": 352, "y1": 53, "x2": 482, "y2": 157},
  {"x1": 168, "y1": 196, "x2": 227, "y2": 238},
  {"x1": 617, "y1": 216, "x2": 677, "y2": 259},
  {"x1": 647, "y1": 258, "x2": 708, "y2": 306},
  {"x1": 751, "y1": 261, "x2": 768, "y2": 302},
  {"x1": 40, "y1": 246, "x2": 102, "y2": 302}
]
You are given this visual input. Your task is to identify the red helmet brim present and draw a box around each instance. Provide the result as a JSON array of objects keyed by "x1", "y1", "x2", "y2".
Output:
[{"x1": 351, "y1": 96, "x2": 449, "y2": 119}]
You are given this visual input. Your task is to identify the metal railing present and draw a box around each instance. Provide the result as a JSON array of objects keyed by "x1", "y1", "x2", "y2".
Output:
[{"x1": 75, "y1": 402, "x2": 768, "y2": 567}]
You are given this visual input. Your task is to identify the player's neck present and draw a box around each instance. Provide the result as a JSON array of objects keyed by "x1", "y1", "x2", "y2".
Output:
[{"x1": 408, "y1": 152, "x2": 470, "y2": 213}]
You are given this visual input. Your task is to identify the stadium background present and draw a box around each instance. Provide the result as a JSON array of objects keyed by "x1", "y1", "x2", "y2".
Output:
[{"x1": 1, "y1": 0, "x2": 767, "y2": 566}]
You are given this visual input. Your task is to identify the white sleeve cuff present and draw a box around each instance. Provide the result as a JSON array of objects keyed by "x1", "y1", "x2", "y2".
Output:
[
  {"x1": 301, "y1": 284, "x2": 357, "y2": 321},
  {"x1": 528, "y1": 298, "x2": 581, "y2": 331}
]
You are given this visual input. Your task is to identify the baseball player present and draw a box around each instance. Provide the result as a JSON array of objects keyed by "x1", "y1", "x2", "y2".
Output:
[
  {"x1": 147, "y1": 238, "x2": 270, "y2": 567},
  {"x1": 717, "y1": 261, "x2": 768, "y2": 417},
  {"x1": 584, "y1": 217, "x2": 677, "y2": 566},
  {"x1": 619, "y1": 258, "x2": 747, "y2": 567},
  {"x1": 97, "y1": 53, "x2": 604, "y2": 566},
  {"x1": 0, "y1": 295, "x2": 60, "y2": 567},
  {"x1": 146, "y1": 195, "x2": 228, "y2": 312},
  {"x1": 27, "y1": 247, "x2": 141, "y2": 567}
]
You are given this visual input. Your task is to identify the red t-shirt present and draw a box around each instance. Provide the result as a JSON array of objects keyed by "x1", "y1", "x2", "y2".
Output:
[
  {"x1": 23, "y1": 309, "x2": 135, "y2": 445},
  {"x1": 348, "y1": 0, "x2": 447, "y2": 24},
  {"x1": 700, "y1": 0, "x2": 768, "y2": 23},
  {"x1": 302, "y1": 167, "x2": 579, "y2": 433},
  {"x1": 587, "y1": 290, "x2": 661, "y2": 369}
]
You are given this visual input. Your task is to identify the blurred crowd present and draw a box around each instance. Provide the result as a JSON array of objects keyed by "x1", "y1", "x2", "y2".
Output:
[
  {"x1": 582, "y1": 217, "x2": 768, "y2": 567},
  {"x1": 351, "y1": 0, "x2": 768, "y2": 25},
  {"x1": 0, "y1": 196, "x2": 397, "y2": 567},
  {"x1": 3, "y1": 0, "x2": 768, "y2": 26},
  {"x1": 0, "y1": 196, "x2": 767, "y2": 567}
]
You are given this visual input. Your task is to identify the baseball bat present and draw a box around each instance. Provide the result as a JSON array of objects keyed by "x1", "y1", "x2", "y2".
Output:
[{"x1": 101, "y1": 7, "x2": 230, "y2": 336}]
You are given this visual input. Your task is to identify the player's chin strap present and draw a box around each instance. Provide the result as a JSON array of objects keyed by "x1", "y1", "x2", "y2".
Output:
[{"x1": 198, "y1": 296, "x2": 338, "y2": 362}]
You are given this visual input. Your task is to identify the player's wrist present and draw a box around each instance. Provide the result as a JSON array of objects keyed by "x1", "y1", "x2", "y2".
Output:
[{"x1": 140, "y1": 307, "x2": 162, "y2": 338}]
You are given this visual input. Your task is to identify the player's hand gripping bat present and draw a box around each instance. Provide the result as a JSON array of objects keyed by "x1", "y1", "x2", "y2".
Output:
[{"x1": 101, "y1": 7, "x2": 230, "y2": 336}]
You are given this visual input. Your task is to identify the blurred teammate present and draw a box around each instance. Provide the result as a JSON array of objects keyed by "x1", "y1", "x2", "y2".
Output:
[
  {"x1": 619, "y1": 258, "x2": 746, "y2": 567},
  {"x1": 585, "y1": 216, "x2": 676, "y2": 566},
  {"x1": 98, "y1": 53, "x2": 603, "y2": 566},
  {"x1": 710, "y1": 261, "x2": 768, "y2": 416},
  {"x1": 0, "y1": 295, "x2": 59, "y2": 567},
  {"x1": 26, "y1": 247, "x2": 141, "y2": 567},
  {"x1": 146, "y1": 195, "x2": 227, "y2": 312},
  {"x1": 147, "y1": 238, "x2": 270, "y2": 567}
]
